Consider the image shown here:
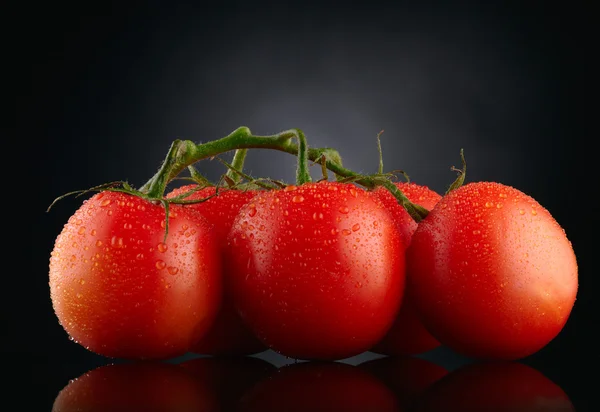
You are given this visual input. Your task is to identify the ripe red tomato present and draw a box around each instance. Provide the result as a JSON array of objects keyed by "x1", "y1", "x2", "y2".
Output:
[
  {"x1": 371, "y1": 182, "x2": 442, "y2": 355},
  {"x1": 412, "y1": 361, "x2": 574, "y2": 411},
  {"x1": 167, "y1": 185, "x2": 266, "y2": 356},
  {"x1": 407, "y1": 181, "x2": 578, "y2": 360},
  {"x1": 359, "y1": 355, "x2": 449, "y2": 410},
  {"x1": 52, "y1": 362, "x2": 217, "y2": 411},
  {"x1": 49, "y1": 191, "x2": 222, "y2": 360},
  {"x1": 226, "y1": 181, "x2": 405, "y2": 360},
  {"x1": 238, "y1": 361, "x2": 399, "y2": 412}
]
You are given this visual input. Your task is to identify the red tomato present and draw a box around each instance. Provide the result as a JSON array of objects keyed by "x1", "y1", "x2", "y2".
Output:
[
  {"x1": 167, "y1": 185, "x2": 266, "y2": 355},
  {"x1": 227, "y1": 181, "x2": 405, "y2": 360},
  {"x1": 238, "y1": 361, "x2": 399, "y2": 412},
  {"x1": 412, "y1": 361, "x2": 575, "y2": 411},
  {"x1": 371, "y1": 182, "x2": 442, "y2": 355},
  {"x1": 49, "y1": 191, "x2": 222, "y2": 360},
  {"x1": 407, "y1": 182, "x2": 578, "y2": 360},
  {"x1": 52, "y1": 361, "x2": 217, "y2": 411},
  {"x1": 359, "y1": 355, "x2": 449, "y2": 410},
  {"x1": 179, "y1": 356, "x2": 276, "y2": 411}
]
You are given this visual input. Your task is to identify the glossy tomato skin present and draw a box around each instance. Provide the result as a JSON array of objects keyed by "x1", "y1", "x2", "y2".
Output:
[
  {"x1": 167, "y1": 185, "x2": 266, "y2": 356},
  {"x1": 49, "y1": 191, "x2": 222, "y2": 360},
  {"x1": 371, "y1": 182, "x2": 442, "y2": 355},
  {"x1": 407, "y1": 182, "x2": 578, "y2": 360},
  {"x1": 227, "y1": 181, "x2": 405, "y2": 361},
  {"x1": 52, "y1": 362, "x2": 217, "y2": 412}
]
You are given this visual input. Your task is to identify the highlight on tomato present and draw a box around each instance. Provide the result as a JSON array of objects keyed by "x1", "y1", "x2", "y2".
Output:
[
  {"x1": 49, "y1": 191, "x2": 222, "y2": 360},
  {"x1": 407, "y1": 181, "x2": 578, "y2": 360}
]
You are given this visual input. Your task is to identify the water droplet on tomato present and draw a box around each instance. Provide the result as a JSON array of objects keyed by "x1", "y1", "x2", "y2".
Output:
[
  {"x1": 77, "y1": 227, "x2": 86, "y2": 235},
  {"x1": 167, "y1": 266, "x2": 179, "y2": 275},
  {"x1": 157, "y1": 243, "x2": 168, "y2": 253},
  {"x1": 339, "y1": 206, "x2": 349, "y2": 214},
  {"x1": 342, "y1": 229, "x2": 351, "y2": 236},
  {"x1": 352, "y1": 223, "x2": 360, "y2": 232},
  {"x1": 156, "y1": 260, "x2": 166, "y2": 270},
  {"x1": 292, "y1": 195, "x2": 305, "y2": 203},
  {"x1": 100, "y1": 199, "x2": 111, "y2": 207}
]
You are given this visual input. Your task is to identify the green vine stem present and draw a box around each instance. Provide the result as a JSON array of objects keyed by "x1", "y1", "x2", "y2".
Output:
[
  {"x1": 139, "y1": 126, "x2": 429, "y2": 222},
  {"x1": 225, "y1": 149, "x2": 248, "y2": 184}
]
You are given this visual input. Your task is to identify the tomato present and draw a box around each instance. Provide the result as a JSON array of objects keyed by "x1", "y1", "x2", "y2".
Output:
[
  {"x1": 166, "y1": 184, "x2": 267, "y2": 355},
  {"x1": 227, "y1": 181, "x2": 405, "y2": 360},
  {"x1": 371, "y1": 182, "x2": 442, "y2": 355},
  {"x1": 407, "y1": 182, "x2": 578, "y2": 360},
  {"x1": 238, "y1": 361, "x2": 399, "y2": 412},
  {"x1": 49, "y1": 191, "x2": 222, "y2": 360},
  {"x1": 52, "y1": 361, "x2": 217, "y2": 412},
  {"x1": 412, "y1": 361, "x2": 574, "y2": 411},
  {"x1": 179, "y1": 356, "x2": 276, "y2": 411},
  {"x1": 359, "y1": 355, "x2": 449, "y2": 410}
]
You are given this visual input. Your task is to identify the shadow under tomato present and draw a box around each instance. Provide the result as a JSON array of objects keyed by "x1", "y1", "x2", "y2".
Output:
[
  {"x1": 238, "y1": 360, "x2": 400, "y2": 412},
  {"x1": 178, "y1": 355, "x2": 277, "y2": 411},
  {"x1": 412, "y1": 360, "x2": 575, "y2": 411},
  {"x1": 358, "y1": 355, "x2": 449, "y2": 410},
  {"x1": 52, "y1": 360, "x2": 218, "y2": 411}
]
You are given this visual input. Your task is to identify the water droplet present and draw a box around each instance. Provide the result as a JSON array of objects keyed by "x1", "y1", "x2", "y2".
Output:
[
  {"x1": 339, "y1": 206, "x2": 349, "y2": 214},
  {"x1": 79, "y1": 279, "x2": 85, "y2": 285},
  {"x1": 136, "y1": 253, "x2": 145, "y2": 260},
  {"x1": 100, "y1": 199, "x2": 112, "y2": 207},
  {"x1": 123, "y1": 222, "x2": 133, "y2": 229},
  {"x1": 90, "y1": 229, "x2": 97, "y2": 236},
  {"x1": 485, "y1": 202, "x2": 493, "y2": 208},
  {"x1": 496, "y1": 203, "x2": 503, "y2": 209},
  {"x1": 292, "y1": 195, "x2": 305, "y2": 203},
  {"x1": 155, "y1": 260, "x2": 166, "y2": 270},
  {"x1": 531, "y1": 209, "x2": 537, "y2": 216},
  {"x1": 352, "y1": 223, "x2": 360, "y2": 232},
  {"x1": 76, "y1": 293, "x2": 83, "y2": 299},
  {"x1": 284, "y1": 185, "x2": 297, "y2": 191},
  {"x1": 78, "y1": 227, "x2": 86, "y2": 235},
  {"x1": 519, "y1": 209, "x2": 525, "y2": 215},
  {"x1": 167, "y1": 266, "x2": 179, "y2": 275},
  {"x1": 157, "y1": 243, "x2": 168, "y2": 253},
  {"x1": 499, "y1": 193, "x2": 507, "y2": 198},
  {"x1": 111, "y1": 236, "x2": 124, "y2": 248},
  {"x1": 342, "y1": 229, "x2": 351, "y2": 236},
  {"x1": 248, "y1": 205, "x2": 257, "y2": 217},
  {"x1": 472, "y1": 230, "x2": 480, "y2": 235}
]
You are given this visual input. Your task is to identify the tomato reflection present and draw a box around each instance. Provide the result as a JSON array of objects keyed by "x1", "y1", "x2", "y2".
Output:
[
  {"x1": 238, "y1": 361, "x2": 399, "y2": 412},
  {"x1": 52, "y1": 361, "x2": 217, "y2": 411},
  {"x1": 179, "y1": 355, "x2": 276, "y2": 410},
  {"x1": 359, "y1": 355, "x2": 449, "y2": 410},
  {"x1": 412, "y1": 361, "x2": 575, "y2": 411}
]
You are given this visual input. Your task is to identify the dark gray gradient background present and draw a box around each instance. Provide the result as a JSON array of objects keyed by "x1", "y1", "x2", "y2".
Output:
[{"x1": 8, "y1": 1, "x2": 595, "y2": 410}]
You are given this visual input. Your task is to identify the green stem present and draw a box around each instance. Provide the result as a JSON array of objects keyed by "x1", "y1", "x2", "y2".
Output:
[
  {"x1": 294, "y1": 129, "x2": 311, "y2": 185},
  {"x1": 139, "y1": 126, "x2": 428, "y2": 222},
  {"x1": 225, "y1": 149, "x2": 248, "y2": 184}
]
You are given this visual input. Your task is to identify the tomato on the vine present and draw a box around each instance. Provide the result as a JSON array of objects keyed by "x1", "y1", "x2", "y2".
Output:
[
  {"x1": 371, "y1": 182, "x2": 442, "y2": 355},
  {"x1": 226, "y1": 181, "x2": 405, "y2": 361},
  {"x1": 166, "y1": 184, "x2": 267, "y2": 356},
  {"x1": 49, "y1": 191, "x2": 222, "y2": 360},
  {"x1": 407, "y1": 181, "x2": 578, "y2": 360}
]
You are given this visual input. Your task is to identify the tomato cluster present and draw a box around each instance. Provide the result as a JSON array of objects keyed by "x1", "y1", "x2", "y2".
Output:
[{"x1": 48, "y1": 130, "x2": 578, "y2": 362}]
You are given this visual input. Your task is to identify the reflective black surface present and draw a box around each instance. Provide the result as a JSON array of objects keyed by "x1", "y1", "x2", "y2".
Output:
[{"x1": 38, "y1": 349, "x2": 581, "y2": 411}]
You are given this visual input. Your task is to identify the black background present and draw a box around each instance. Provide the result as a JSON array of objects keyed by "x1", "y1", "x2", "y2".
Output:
[{"x1": 7, "y1": 1, "x2": 595, "y2": 410}]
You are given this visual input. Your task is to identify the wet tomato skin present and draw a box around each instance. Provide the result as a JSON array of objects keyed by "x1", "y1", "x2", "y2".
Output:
[
  {"x1": 371, "y1": 182, "x2": 442, "y2": 355},
  {"x1": 407, "y1": 181, "x2": 578, "y2": 360},
  {"x1": 227, "y1": 181, "x2": 405, "y2": 361},
  {"x1": 49, "y1": 191, "x2": 222, "y2": 360},
  {"x1": 167, "y1": 185, "x2": 267, "y2": 356}
]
